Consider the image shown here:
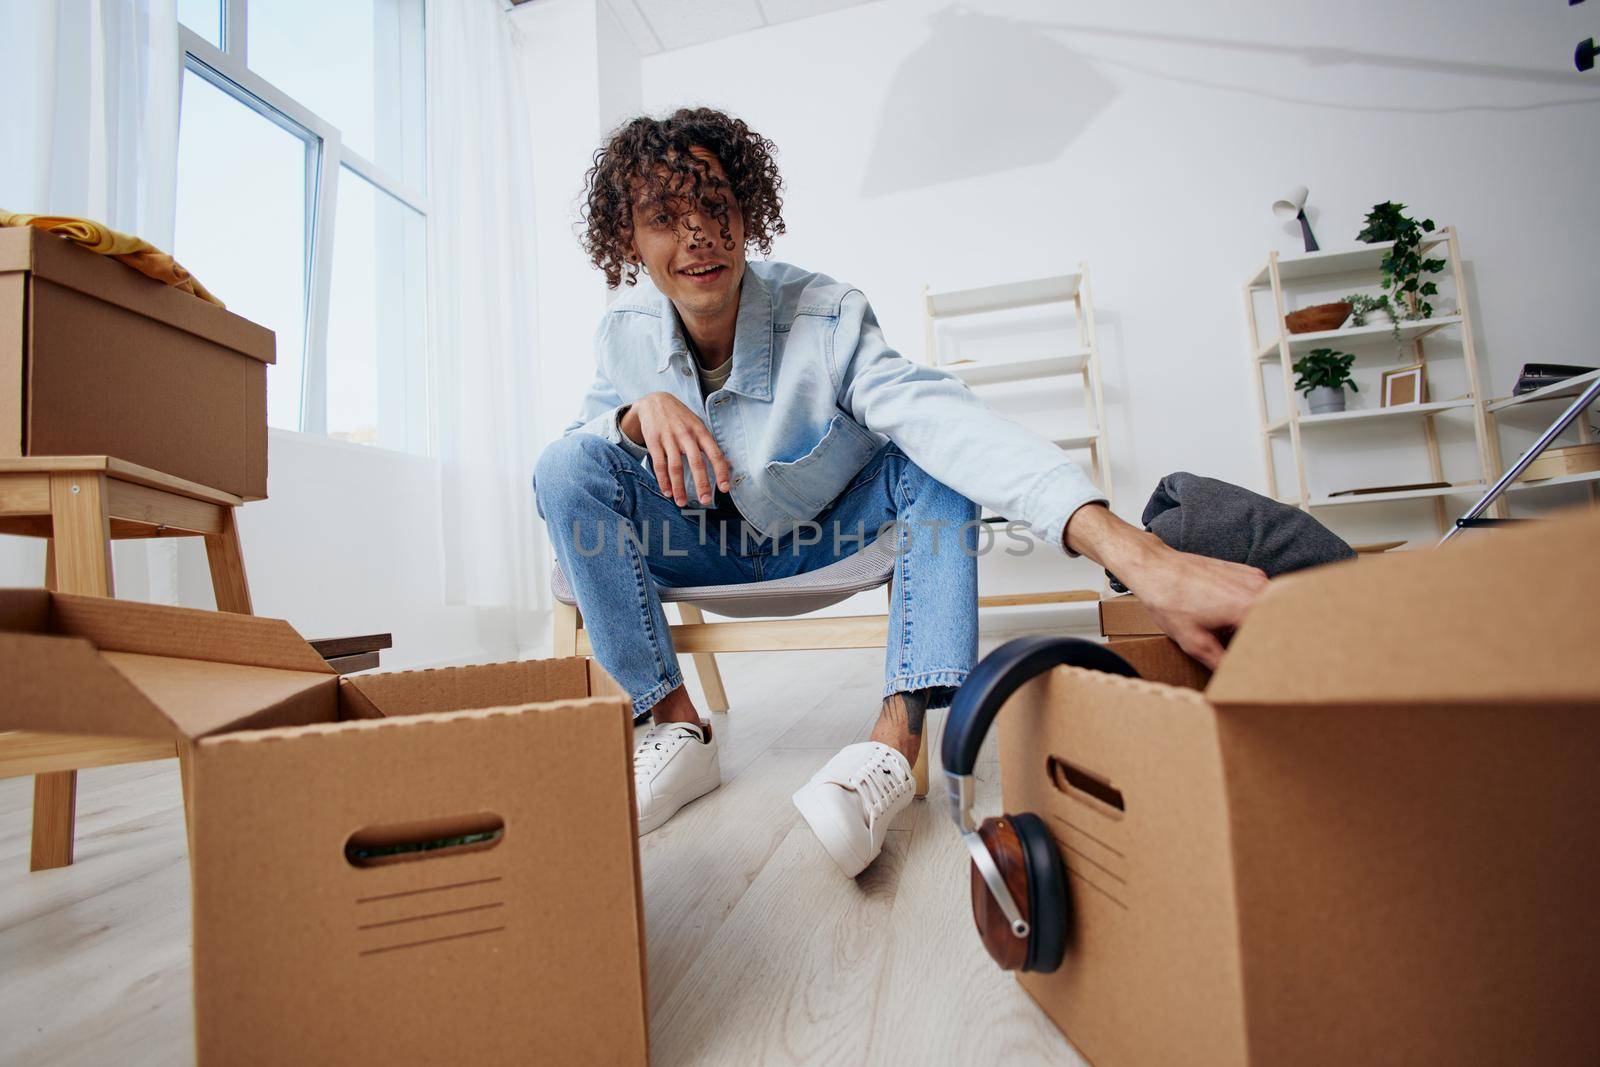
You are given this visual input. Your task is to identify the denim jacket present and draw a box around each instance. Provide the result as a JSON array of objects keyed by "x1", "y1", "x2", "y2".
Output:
[{"x1": 564, "y1": 260, "x2": 1105, "y2": 546}]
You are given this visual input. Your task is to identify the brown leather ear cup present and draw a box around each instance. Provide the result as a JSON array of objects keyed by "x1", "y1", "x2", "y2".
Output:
[
  {"x1": 970, "y1": 813, "x2": 1070, "y2": 972},
  {"x1": 970, "y1": 816, "x2": 1034, "y2": 971}
]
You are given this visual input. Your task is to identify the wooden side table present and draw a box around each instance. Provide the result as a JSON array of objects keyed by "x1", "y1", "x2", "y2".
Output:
[{"x1": 0, "y1": 456, "x2": 252, "y2": 870}]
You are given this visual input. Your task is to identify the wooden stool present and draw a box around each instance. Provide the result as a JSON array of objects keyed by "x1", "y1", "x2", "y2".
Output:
[{"x1": 0, "y1": 456, "x2": 252, "y2": 871}]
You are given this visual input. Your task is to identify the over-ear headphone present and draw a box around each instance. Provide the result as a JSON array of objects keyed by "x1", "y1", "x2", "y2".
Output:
[{"x1": 941, "y1": 636, "x2": 1140, "y2": 972}]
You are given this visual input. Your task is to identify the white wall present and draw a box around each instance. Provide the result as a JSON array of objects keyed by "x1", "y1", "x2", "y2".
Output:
[
  {"x1": 596, "y1": 0, "x2": 645, "y2": 135},
  {"x1": 617, "y1": 0, "x2": 1598, "y2": 590},
  {"x1": 0, "y1": 430, "x2": 530, "y2": 669}
]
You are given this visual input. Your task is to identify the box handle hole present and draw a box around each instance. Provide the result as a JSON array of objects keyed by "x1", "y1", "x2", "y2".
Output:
[
  {"x1": 345, "y1": 813, "x2": 505, "y2": 868},
  {"x1": 1048, "y1": 756, "x2": 1125, "y2": 813}
]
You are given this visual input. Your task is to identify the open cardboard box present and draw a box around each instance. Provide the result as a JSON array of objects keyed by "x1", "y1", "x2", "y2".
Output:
[
  {"x1": 0, "y1": 227, "x2": 274, "y2": 499},
  {"x1": 1000, "y1": 508, "x2": 1600, "y2": 1066},
  {"x1": 0, "y1": 591, "x2": 647, "y2": 1065}
]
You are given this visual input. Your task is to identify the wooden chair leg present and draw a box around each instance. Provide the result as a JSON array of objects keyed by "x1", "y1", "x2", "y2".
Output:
[
  {"x1": 552, "y1": 601, "x2": 579, "y2": 657},
  {"x1": 48, "y1": 474, "x2": 113, "y2": 596},
  {"x1": 33, "y1": 477, "x2": 115, "y2": 870},
  {"x1": 912, "y1": 734, "x2": 930, "y2": 798},
  {"x1": 675, "y1": 603, "x2": 730, "y2": 713},
  {"x1": 30, "y1": 772, "x2": 77, "y2": 870},
  {"x1": 30, "y1": 541, "x2": 78, "y2": 869},
  {"x1": 203, "y1": 507, "x2": 253, "y2": 614}
]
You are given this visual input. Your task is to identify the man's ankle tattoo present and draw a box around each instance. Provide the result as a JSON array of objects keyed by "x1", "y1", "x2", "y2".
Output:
[{"x1": 883, "y1": 689, "x2": 933, "y2": 736}]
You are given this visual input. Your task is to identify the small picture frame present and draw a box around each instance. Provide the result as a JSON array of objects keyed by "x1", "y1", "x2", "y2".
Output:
[{"x1": 1381, "y1": 364, "x2": 1427, "y2": 407}]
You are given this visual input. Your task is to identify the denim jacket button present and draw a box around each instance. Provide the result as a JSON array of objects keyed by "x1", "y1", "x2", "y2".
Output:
[{"x1": 680, "y1": 365, "x2": 692, "y2": 376}]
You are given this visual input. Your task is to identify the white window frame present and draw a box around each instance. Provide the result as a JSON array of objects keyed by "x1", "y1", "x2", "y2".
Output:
[{"x1": 179, "y1": 0, "x2": 432, "y2": 451}]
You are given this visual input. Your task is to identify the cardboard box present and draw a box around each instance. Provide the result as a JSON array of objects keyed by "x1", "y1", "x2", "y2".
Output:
[
  {"x1": 1097, "y1": 594, "x2": 1160, "y2": 639},
  {"x1": 1095, "y1": 633, "x2": 1211, "y2": 691},
  {"x1": 999, "y1": 509, "x2": 1600, "y2": 1066},
  {"x1": 0, "y1": 227, "x2": 274, "y2": 500},
  {"x1": 1518, "y1": 441, "x2": 1600, "y2": 482},
  {"x1": 0, "y1": 591, "x2": 647, "y2": 1065}
]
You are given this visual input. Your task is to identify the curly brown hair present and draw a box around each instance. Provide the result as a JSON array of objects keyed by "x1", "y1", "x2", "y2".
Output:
[{"x1": 580, "y1": 107, "x2": 786, "y2": 288}]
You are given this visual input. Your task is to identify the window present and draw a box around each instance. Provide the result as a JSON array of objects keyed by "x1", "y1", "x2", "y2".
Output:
[{"x1": 174, "y1": 1, "x2": 430, "y2": 453}]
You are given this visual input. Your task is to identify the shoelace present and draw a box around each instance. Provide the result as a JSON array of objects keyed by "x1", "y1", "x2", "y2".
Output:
[
  {"x1": 634, "y1": 724, "x2": 698, "y2": 778},
  {"x1": 850, "y1": 749, "x2": 910, "y2": 824}
]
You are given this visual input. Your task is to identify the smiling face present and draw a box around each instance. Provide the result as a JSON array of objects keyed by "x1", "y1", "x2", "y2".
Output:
[{"x1": 626, "y1": 146, "x2": 748, "y2": 323}]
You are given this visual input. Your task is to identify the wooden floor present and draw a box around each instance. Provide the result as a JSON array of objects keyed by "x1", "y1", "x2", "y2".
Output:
[{"x1": 0, "y1": 645, "x2": 1086, "y2": 1066}]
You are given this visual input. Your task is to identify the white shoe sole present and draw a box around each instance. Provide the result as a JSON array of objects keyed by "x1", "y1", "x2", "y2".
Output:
[
  {"x1": 637, "y1": 771, "x2": 721, "y2": 836},
  {"x1": 792, "y1": 784, "x2": 876, "y2": 878}
]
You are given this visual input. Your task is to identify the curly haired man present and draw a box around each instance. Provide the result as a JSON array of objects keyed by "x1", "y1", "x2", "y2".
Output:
[{"x1": 533, "y1": 108, "x2": 1265, "y2": 874}]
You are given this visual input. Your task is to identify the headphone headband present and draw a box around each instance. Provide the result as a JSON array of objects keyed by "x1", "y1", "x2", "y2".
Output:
[{"x1": 942, "y1": 636, "x2": 1138, "y2": 831}]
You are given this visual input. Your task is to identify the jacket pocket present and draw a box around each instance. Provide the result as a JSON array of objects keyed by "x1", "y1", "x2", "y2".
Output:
[{"x1": 764, "y1": 413, "x2": 881, "y2": 513}]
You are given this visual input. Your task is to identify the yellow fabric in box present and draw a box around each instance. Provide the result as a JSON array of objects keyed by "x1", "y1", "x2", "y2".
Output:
[{"x1": 0, "y1": 210, "x2": 224, "y2": 307}]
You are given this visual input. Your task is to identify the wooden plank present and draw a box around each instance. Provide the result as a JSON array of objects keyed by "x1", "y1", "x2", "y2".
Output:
[
  {"x1": 324, "y1": 651, "x2": 381, "y2": 675},
  {"x1": 575, "y1": 614, "x2": 891, "y2": 656},
  {"x1": 0, "y1": 455, "x2": 243, "y2": 507},
  {"x1": 0, "y1": 514, "x2": 52, "y2": 537},
  {"x1": 675, "y1": 603, "x2": 730, "y2": 713},
  {"x1": 1266, "y1": 254, "x2": 1311, "y2": 509},
  {"x1": 979, "y1": 589, "x2": 1099, "y2": 608},
  {"x1": 48, "y1": 472, "x2": 112, "y2": 597},
  {"x1": 552, "y1": 601, "x2": 579, "y2": 657},
  {"x1": 106, "y1": 477, "x2": 225, "y2": 535},
  {"x1": 0, "y1": 731, "x2": 176, "y2": 778},
  {"x1": 307, "y1": 633, "x2": 394, "y2": 659},
  {"x1": 865, "y1": 765, "x2": 1084, "y2": 1066},
  {"x1": 202, "y1": 507, "x2": 252, "y2": 614},
  {"x1": 651, "y1": 824, "x2": 909, "y2": 1066},
  {"x1": 638, "y1": 749, "x2": 823, "y2": 1017},
  {"x1": 29, "y1": 771, "x2": 77, "y2": 870},
  {"x1": 37, "y1": 476, "x2": 114, "y2": 873},
  {"x1": 0, "y1": 472, "x2": 50, "y2": 515},
  {"x1": 1352, "y1": 540, "x2": 1407, "y2": 554}
]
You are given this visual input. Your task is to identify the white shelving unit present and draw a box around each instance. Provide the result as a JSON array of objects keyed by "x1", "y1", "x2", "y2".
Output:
[
  {"x1": 1242, "y1": 227, "x2": 1502, "y2": 534},
  {"x1": 924, "y1": 265, "x2": 1112, "y2": 608},
  {"x1": 1486, "y1": 369, "x2": 1600, "y2": 507}
]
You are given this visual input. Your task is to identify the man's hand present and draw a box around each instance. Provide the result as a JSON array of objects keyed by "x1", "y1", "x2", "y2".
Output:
[
  {"x1": 1064, "y1": 504, "x2": 1267, "y2": 670},
  {"x1": 620, "y1": 392, "x2": 732, "y2": 507}
]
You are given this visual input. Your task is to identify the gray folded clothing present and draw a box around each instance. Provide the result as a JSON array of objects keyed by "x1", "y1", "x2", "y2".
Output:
[{"x1": 1108, "y1": 472, "x2": 1355, "y2": 590}]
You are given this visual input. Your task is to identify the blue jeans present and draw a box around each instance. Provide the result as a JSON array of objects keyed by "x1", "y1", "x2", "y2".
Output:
[{"x1": 533, "y1": 433, "x2": 979, "y2": 718}]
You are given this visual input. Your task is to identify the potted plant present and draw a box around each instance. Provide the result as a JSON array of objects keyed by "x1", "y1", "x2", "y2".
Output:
[
  {"x1": 1355, "y1": 202, "x2": 1445, "y2": 322},
  {"x1": 1342, "y1": 291, "x2": 1404, "y2": 348},
  {"x1": 1293, "y1": 347, "x2": 1359, "y2": 414}
]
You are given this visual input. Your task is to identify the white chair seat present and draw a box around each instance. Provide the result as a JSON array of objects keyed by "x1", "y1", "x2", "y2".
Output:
[{"x1": 551, "y1": 533, "x2": 898, "y2": 619}]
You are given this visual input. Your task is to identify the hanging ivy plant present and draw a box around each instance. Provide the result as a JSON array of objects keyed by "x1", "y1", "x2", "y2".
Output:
[{"x1": 1356, "y1": 202, "x2": 1444, "y2": 321}]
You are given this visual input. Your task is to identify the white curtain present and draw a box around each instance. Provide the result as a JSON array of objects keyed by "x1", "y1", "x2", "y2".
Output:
[
  {"x1": 425, "y1": 0, "x2": 548, "y2": 634},
  {"x1": 0, "y1": 0, "x2": 182, "y2": 601},
  {"x1": 0, "y1": 0, "x2": 180, "y2": 245}
]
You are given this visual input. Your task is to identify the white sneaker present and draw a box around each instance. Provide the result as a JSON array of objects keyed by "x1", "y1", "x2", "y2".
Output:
[
  {"x1": 633, "y1": 720, "x2": 721, "y2": 836},
  {"x1": 792, "y1": 741, "x2": 915, "y2": 877}
]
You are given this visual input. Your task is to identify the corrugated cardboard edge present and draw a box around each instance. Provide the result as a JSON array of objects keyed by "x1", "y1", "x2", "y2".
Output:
[
  {"x1": 0, "y1": 271, "x2": 22, "y2": 455},
  {"x1": 198, "y1": 695, "x2": 626, "y2": 745},
  {"x1": 592, "y1": 661, "x2": 652, "y2": 1062},
  {"x1": 49, "y1": 592, "x2": 334, "y2": 674},
  {"x1": 0, "y1": 227, "x2": 275, "y2": 362},
  {"x1": 342, "y1": 658, "x2": 592, "y2": 715},
  {"x1": 1209, "y1": 507, "x2": 1600, "y2": 708}
]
